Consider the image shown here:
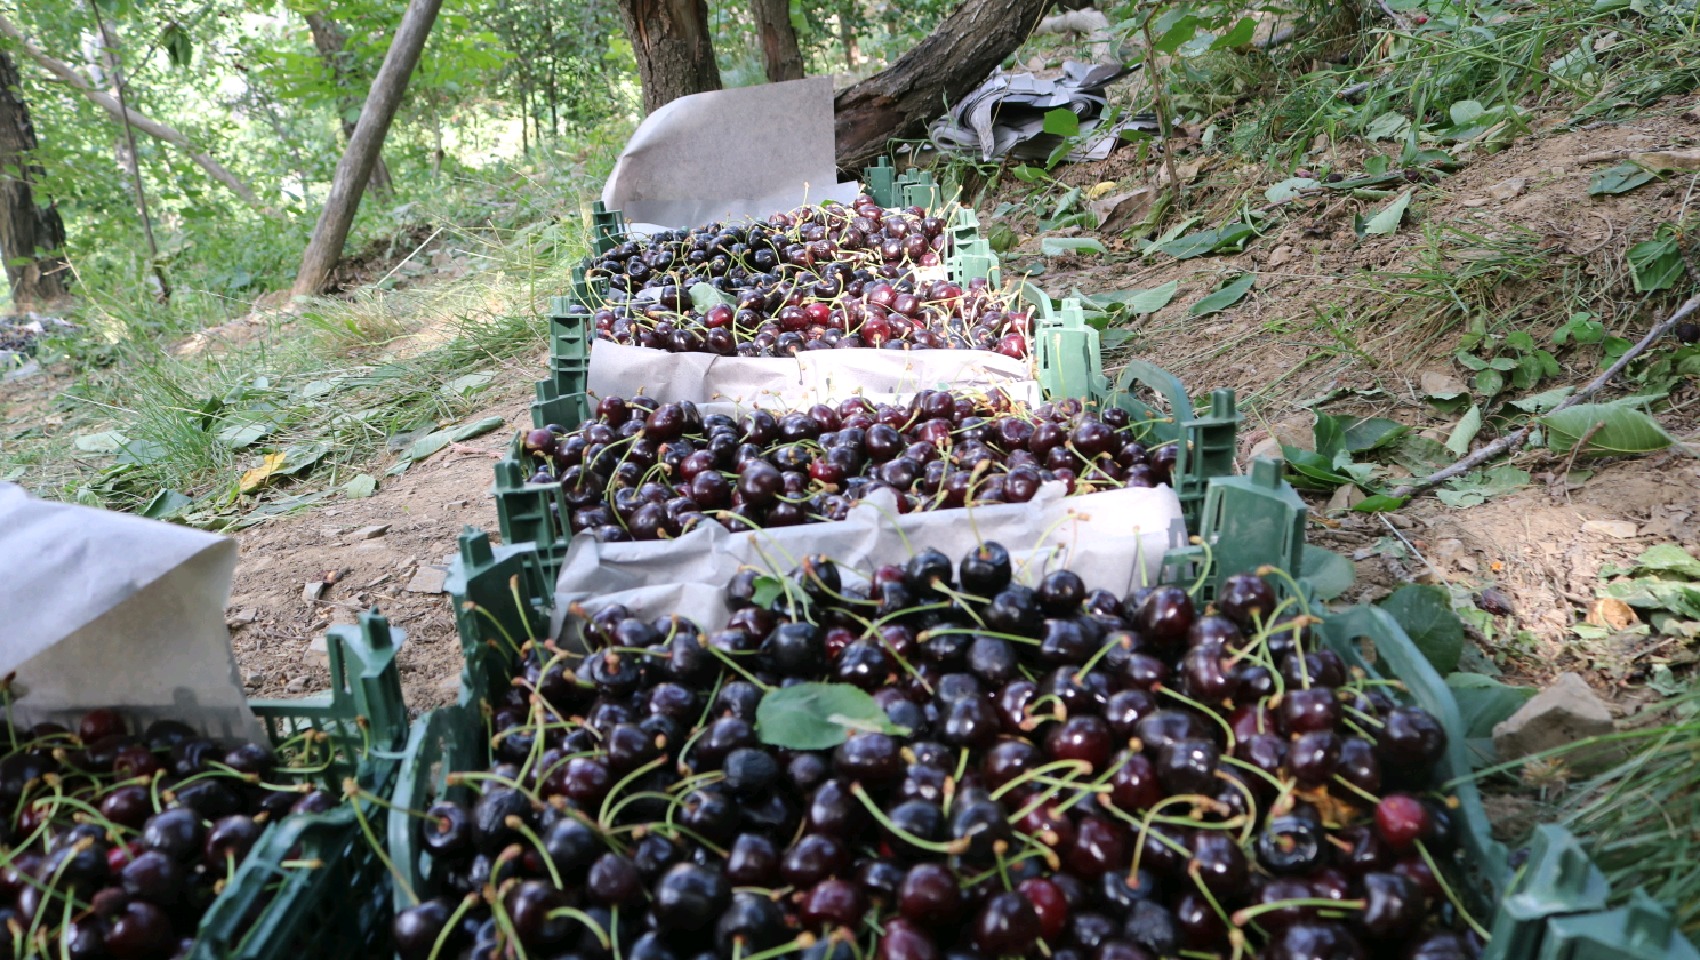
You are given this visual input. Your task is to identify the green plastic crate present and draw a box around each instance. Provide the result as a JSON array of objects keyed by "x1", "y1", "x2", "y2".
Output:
[{"x1": 189, "y1": 610, "x2": 409, "y2": 960}]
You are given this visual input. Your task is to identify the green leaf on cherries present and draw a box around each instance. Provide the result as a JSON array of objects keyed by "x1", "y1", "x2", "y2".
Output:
[{"x1": 756, "y1": 683, "x2": 906, "y2": 750}]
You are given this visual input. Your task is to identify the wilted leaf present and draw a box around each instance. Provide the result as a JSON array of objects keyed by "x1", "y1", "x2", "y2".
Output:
[
  {"x1": 1588, "y1": 162, "x2": 1656, "y2": 195},
  {"x1": 1509, "y1": 386, "x2": 1575, "y2": 413},
  {"x1": 1585, "y1": 598, "x2": 1638, "y2": 630},
  {"x1": 442, "y1": 373, "x2": 496, "y2": 397},
  {"x1": 1364, "y1": 112, "x2": 1411, "y2": 141},
  {"x1": 1626, "y1": 228, "x2": 1683, "y2": 292},
  {"x1": 1542, "y1": 404, "x2": 1671, "y2": 456},
  {"x1": 140, "y1": 489, "x2": 192, "y2": 520},
  {"x1": 240, "y1": 453, "x2": 289, "y2": 493},
  {"x1": 1435, "y1": 465, "x2": 1530, "y2": 507},
  {"x1": 689, "y1": 282, "x2": 737, "y2": 312},
  {"x1": 1445, "y1": 406, "x2": 1482, "y2": 456},
  {"x1": 1266, "y1": 177, "x2": 1320, "y2": 203},
  {"x1": 1360, "y1": 190, "x2": 1413, "y2": 237},
  {"x1": 1633, "y1": 544, "x2": 1700, "y2": 579},
  {"x1": 1159, "y1": 223, "x2": 1256, "y2": 259},
  {"x1": 1343, "y1": 417, "x2": 1408, "y2": 452},
  {"x1": 1188, "y1": 274, "x2": 1255, "y2": 317},
  {"x1": 74, "y1": 431, "x2": 129, "y2": 453},
  {"x1": 343, "y1": 474, "x2": 378, "y2": 499},
  {"x1": 1040, "y1": 237, "x2": 1106, "y2": 256},
  {"x1": 1354, "y1": 494, "x2": 1410, "y2": 512},
  {"x1": 218, "y1": 422, "x2": 273, "y2": 449},
  {"x1": 450, "y1": 416, "x2": 506, "y2": 442}
]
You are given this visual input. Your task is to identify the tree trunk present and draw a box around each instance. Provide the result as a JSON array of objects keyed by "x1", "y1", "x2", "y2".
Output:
[
  {"x1": 833, "y1": 0, "x2": 1048, "y2": 170},
  {"x1": 305, "y1": 11, "x2": 393, "y2": 197},
  {"x1": 615, "y1": 0, "x2": 721, "y2": 114},
  {"x1": 0, "y1": 49, "x2": 67, "y2": 305},
  {"x1": 752, "y1": 0, "x2": 804, "y2": 83},
  {"x1": 836, "y1": 1, "x2": 861, "y2": 69},
  {"x1": 292, "y1": 0, "x2": 443, "y2": 298}
]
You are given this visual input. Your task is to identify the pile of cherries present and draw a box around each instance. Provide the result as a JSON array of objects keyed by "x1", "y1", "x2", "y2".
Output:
[
  {"x1": 520, "y1": 390, "x2": 1178, "y2": 543},
  {"x1": 395, "y1": 551, "x2": 1483, "y2": 960},
  {"x1": 580, "y1": 198, "x2": 1030, "y2": 358},
  {"x1": 0, "y1": 709, "x2": 345, "y2": 959}
]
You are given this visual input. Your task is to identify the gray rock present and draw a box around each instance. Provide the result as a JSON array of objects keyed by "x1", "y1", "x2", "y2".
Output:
[
  {"x1": 1492, "y1": 672, "x2": 1617, "y2": 772},
  {"x1": 406, "y1": 566, "x2": 448, "y2": 594}
]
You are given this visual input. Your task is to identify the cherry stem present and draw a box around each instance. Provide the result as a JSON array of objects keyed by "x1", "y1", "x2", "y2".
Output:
[
  {"x1": 547, "y1": 906, "x2": 613, "y2": 949},
  {"x1": 426, "y1": 894, "x2": 482, "y2": 960},
  {"x1": 1155, "y1": 686, "x2": 1238, "y2": 753},
  {"x1": 848, "y1": 783, "x2": 969, "y2": 855},
  {"x1": 1231, "y1": 896, "x2": 1364, "y2": 926},
  {"x1": 989, "y1": 758, "x2": 1093, "y2": 801},
  {"x1": 1415, "y1": 839, "x2": 1490, "y2": 940},
  {"x1": 1256, "y1": 565, "x2": 1313, "y2": 620},
  {"x1": 599, "y1": 755, "x2": 672, "y2": 831},
  {"x1": 346, "y1": 779, "x2": 418, "y2": 906},
  {"x1": 488, "y1": 885, "x2": 536, "y2": 960}
]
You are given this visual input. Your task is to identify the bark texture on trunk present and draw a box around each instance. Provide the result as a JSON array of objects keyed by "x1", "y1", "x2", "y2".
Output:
[
  {"x1": 0, "y1": 49, "x2": 68, "y2": 305},
  {"x1": 305, "y1": 11, "x2": 394, "y2": 196},
  {"x1": 292, "y1": 0, "x2": 443, "y2": 297},
  {"x1": 752, "y1": 0, "x2": 805, "y2": 83},
  {"x1": 615, "y1": 0, "x2": 721, "y2": 114},
  {"x1": 833, "y1": 0, "x2": 1048, "y2": 170}
]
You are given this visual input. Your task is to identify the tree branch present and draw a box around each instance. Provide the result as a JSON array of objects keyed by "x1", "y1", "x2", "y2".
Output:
[
  {"x1": 0, "y1": 12, "x2": 273, "y2": 214},
  {"x1": 1388, "y1": 294, "x2": 1700, "y2": 498}
]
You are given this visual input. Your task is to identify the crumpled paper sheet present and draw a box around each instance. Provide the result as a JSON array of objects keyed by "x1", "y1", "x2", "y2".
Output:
[
  {"x1": 552, "y1": 481, "x2": 1185, "y2": 637},
  {"x1": 0, "y1": 483, "x2": 262, "y2": 740},
  {"x1": 602, "y1": 77, "x2": 862, "y2": 234},
  {"x1": 929, "y1": 61, "x2": 1159, "y2": 162},
  {"x1": 586, "y1": 339, "x2": 1041, "y2": 409}
]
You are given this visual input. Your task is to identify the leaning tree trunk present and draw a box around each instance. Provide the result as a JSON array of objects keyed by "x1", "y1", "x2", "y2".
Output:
[
  {"x1": 615, "y1": 0, "x2": 721, "y2": 114},
  {"x1": 305, "y1": 12, "x2": 394, "y2": 197},
  {"x1": 0, "y1": 48, "x2": 68, "y2": 305},
  {"x1": 752, "y1": 0, "x2": 804, "y2": 83},
  {"x1": 836, "y1": 1, "x2": 861, "y2": 69},
  {"x1": 291, "y1": 0, "x2": 443, "y2": 298},
  {"x1": 834, "y1": 0, "x2": 1048, "y2": 170}
]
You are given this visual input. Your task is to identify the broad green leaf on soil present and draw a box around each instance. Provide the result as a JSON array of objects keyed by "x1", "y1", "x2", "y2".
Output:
[
  {"x1": 1510, "y1": 386, "x2": 1575, "y2": 413},
  {"x1": 1381, "y1": 584, "x2": 1465, "y2": 674},
  {"x1": 987, "y1": 223, "x2": 1019, "y2": 252},
  {"x1": 1042, "y1": 108, "x2": 1080, "y2": 137},
  {"x1": 1435, "y1": 465, "x2": 1530, "y2": 508},
  {"x1": 1360, "y1": 190, "x2": 1413, "y2": 237},
  {"x1": 1364, "y1": 112, "x2": 1411, "y2": 141},
  {"x1": 1101, "y1": 329, "x2": 1134, "y2": 349},
  {"x1": 756, "y1": 683, "x2": 904, "y2": 750},
  {"x1": 140, "y1": 489, "x2": 192, "y2": 520},
  {"x1": 1445, "y1": 405, "x2": 1482, "y2": 456},
  {"x1": 1266, "y1": 177, "x2": 1320, "y2": 203},
  {"x1": 689, "y1": 282, "x2": 737, "y2": 312},
  {"x1": 1081, "y1": 280, "x2": 1180, "y2": 314},
  {"x1": 1599, "y1": 579, "x2": 1700, "y2": 619},
  {"x1": 1626, "y1": 228, "x2": 1683, "y2": 292},
  {"x1": 1159, "y1": 223, "x2": 1256, "y2": 259},
  {"x1": 74, "y1": 431, "x2": 130, "y2": 453},
  {"x1": 1633, "y1": 544, "x2": 1700, "y2": 579},
  {"x1": 1353, "y1": 494, "x2": 1411, "y2": 513},
  {"x1": 1474, "y1": 368, "x2": 1504, "y2": 396},
  {"x1": 1282, "y1": 447, "x2": 1350, "y2": 489},
  {"x1": 451, "y1": 416, "x2": 507, "y2": 442},
  {"x1": 1312, "y1": 413, "x2": 1349, "y2": 462},
  {"x1": 1449, "y1": 100, "x2": 1486, "y2": 126},
  {"x1": 1300, "y1": 545, "x2": 1355, "y2": 600},
  {"x1": 1343, "y1": 417, "x2": 1409, "y2": 452},
  {"x1": 1588, "y1": 162, "x2": 1656, "y2": 195},
  {"x1": 442, "y1": 373, "x2": 495, "y2": 397},
  {"x1": 1446, "y1": 673, "x2": 1536, "y2": 739},
  {"x1": 1188, "y1": 273, "x2": 1255, "y2": 317},
  {"x1": 398, "y1": 430, "x2": 455, "y2": 465},
  {"x1": 217, "y1": 421, "x2": 273, "y2": 449},
  {"x1": 1040, "y1": 237, "x2": 1106, "y2": 256},
  {"x1": 1541, "y1": 404, "x2": 1671, "y2": 456},
  {"x1": 343, "y1": 474, "x2": 378, "y2": 499},
  {"x1": 1392, "y1": 435, "x2": 1452, "y2": 475},
  {"x1": 299, "y1": 378, "x2": 344, "y2": 399}
]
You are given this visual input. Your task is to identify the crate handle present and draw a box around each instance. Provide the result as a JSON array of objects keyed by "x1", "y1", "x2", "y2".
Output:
[{"x1": 1111, "y1": 360, "x2": 1197, "y2": 424}]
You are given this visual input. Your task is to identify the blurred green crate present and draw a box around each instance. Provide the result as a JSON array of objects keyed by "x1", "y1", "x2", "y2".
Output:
[{"x1": 188, "y1": 610, "x2": 409, "y2": 960}]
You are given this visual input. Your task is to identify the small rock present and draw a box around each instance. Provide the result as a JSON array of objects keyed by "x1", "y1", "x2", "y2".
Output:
[
  {"x1": 321, "y1": 526, "x2": 350, "y2": 539},
  {"x1": 284, "y1": 676, "x2": 310, "y2": 694},
  {"x1": 1581, "y1": 519, "x2": 1637, "y2": 539},
  {"x1": 1486, "y1": 176, "x2": 1528, "y2": 201},
  {"x1": 438, "y1": 675, "x2": 463, "y2": 697},
  {"x1": 1267, "y1": 245, "x2": 1295, "y2": 268},
  {"x1": 1248, "y1": 436, "x2": 1282, "y2": 461},
  {"x1": 1460, "y1": 198, "x2": 1489, "y2": 208},
  {"x1": 1270, "y1": 416, "x2": 1314, "y2": 453},
  {"x1": 1419, "y1": 371, "x2": 1469, "y2": 398},
  {"x1": 306, "y1": 633, "x2": 330, "y2": 660},
  {"x1": 242, "y1": 672, "x2": 265, "y2": 689},
  {"x1": 355, "y1": 524, "x2": 390, "y2": 539},
  {"x1": 302, "y1": 581, "x2": 326, "y2": 602},
  {"x1": 406, "y1": 567, "x2": 449, "y2": 594},
  {"x1": 1492, "y1": 673, "x2": 1618, "y2": 772}
]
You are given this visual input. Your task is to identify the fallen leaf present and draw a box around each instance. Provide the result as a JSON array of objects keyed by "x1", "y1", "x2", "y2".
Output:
[
  {"x1": 1586, "y1": 597, "x2": 1639, "y2": 631},
  {"x1": 1084, "y1": 181, "x2": 1119, "y2": 200},
  {"x1": 1419, "y1": 371, "x2": 1468, "y2": 399},
  {"x1": 240, "y1": 452, "x2": 288, "y2": 493}
]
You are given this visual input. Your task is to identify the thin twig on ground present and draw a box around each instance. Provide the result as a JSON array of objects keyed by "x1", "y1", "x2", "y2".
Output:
[{"x1": 1388, "y1": 294, "x2": 1700, "y2": 498}]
